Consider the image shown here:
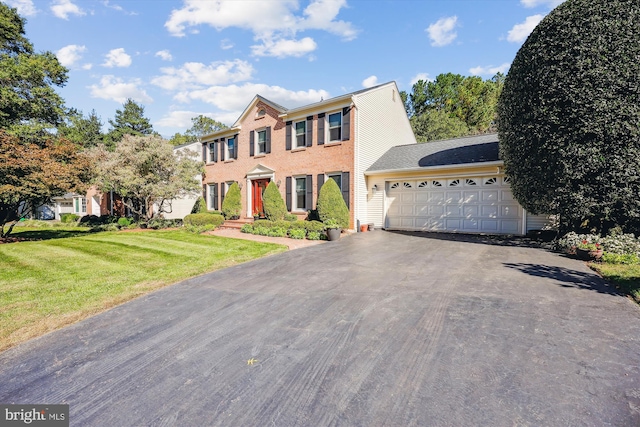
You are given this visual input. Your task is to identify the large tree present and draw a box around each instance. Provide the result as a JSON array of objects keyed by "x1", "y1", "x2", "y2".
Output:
[
  {"x1": 0, "y1": 3, "x2": 68, "y2": 132},
  {"x1": 498, "y1": 0, "x2": 640, "y2": 235},
  {"x1": 0, "y1": 131, "x2": 92, "y2": 237},
  {"x1": 104, "y1": 99, "x2": 154, "y2": 148},
  {"x1": 58, "y1": 109, "x2": 104, "y2": 148},
  {"x1": 91, "y1": 134, "x2": 203, "y2": 220},
  {"x1": 168, "y1": 115, "x2": 228, "y2": 146}
]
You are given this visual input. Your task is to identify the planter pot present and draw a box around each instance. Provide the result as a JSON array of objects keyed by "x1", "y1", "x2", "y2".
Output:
[
  {"x1": 326, "y1": 227, "x2": 341, "y2": 241},
  {"x1": 575, "y1": 248, "x2": 604, "y2": 261},
  {"x1": 360, "y1": 225, "x2": 368, "y2": 232},
  {"x1": 368, "y1": 224, "x2": 375, "y2": 231}
]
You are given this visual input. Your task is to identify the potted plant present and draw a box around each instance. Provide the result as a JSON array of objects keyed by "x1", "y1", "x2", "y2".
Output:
[
  {"x1": 324, "y1": 218, "x2": 341, "y2": 241},
  {"x1": 575, "y1": 239, "x2": 604, "y2": 261}
]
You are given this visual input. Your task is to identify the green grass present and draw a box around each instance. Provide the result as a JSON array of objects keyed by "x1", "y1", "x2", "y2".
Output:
[
  {"x1": 590, "y1": 263, "x2": 640, "y2": 304},
  {"x1": 0, "y1": 229, "x2": 286, "y2": 351}
]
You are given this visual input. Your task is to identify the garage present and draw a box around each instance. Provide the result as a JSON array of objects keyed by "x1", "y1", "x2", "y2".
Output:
[{"x1": 385, "y1": 175, "x2": 523, "y2": 234}]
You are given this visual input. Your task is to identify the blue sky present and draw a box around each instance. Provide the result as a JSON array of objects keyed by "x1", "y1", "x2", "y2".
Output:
[{"x1": 6, "y1": 0, "x2": 564, "y2": 138}]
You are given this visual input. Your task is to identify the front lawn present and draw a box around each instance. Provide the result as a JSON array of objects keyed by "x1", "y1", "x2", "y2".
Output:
[
  {"x1": 589, "y1": 263, "x2": 640, "y2": 304},
  {"x1": 0, "y1": 230, "x2": 286, "y2": 352}
]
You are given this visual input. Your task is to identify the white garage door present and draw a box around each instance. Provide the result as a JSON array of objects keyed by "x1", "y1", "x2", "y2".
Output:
[{"x1": 385, "y1": 176, "x2": 522, "y2": 234}]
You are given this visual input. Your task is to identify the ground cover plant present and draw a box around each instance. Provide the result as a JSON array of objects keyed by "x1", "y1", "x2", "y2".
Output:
[{"x1": 0, "y1": 230, "x2": 286, "y2": 351}]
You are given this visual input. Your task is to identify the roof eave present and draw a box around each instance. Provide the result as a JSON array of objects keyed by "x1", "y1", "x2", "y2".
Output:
[{"x1": 365, "y1": 160, "x2": 504, "y2": 176}]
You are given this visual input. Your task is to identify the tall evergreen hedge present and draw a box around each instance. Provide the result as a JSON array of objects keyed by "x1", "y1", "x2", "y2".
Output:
[
  {"x1": 262, "y1": 181, "x2": 287, "y2": 221},
  {"x1": 221, "y1": 182, "x2": 241, "y2": 219},
  {"x1": 498, "y1": 0, "x2": 640, "y2": 235},
  {"x1": 316, "y1": 179, "x2": 349, "y2": 229}
]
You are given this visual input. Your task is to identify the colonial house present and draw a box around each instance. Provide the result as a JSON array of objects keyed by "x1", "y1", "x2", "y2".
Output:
[{"x1": 201, "y1": 81, "x2": 415, "y2": 230}]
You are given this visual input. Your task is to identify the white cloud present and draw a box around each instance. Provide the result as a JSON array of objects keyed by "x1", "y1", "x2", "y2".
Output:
[
  {"x1": 507, "y1": 14, "x2": 543, "y2": 43},
  {"x1": 155, "y1": 50, "x2": 173, "y2": 61},
  {"x1": 362, "y1": 75, "x2": 378, "y2": 88},
  {"x1": 89, "y1": 75, "x2": 152, "y2": 104},
  {"x1": 5, "y1": 0, "x2": 37, "y2": 16},
  {"x1": 102, "y1": 48, "x2": 132, "y2": 68},
  {"x1": 251, "y1": 37, "x2": 317, "y2": 58},
  {"x1": 56, "y1": 44, "x2": 86, "y2": 67},
  {"x1": 410, "y1": 73, "x2": 431, "y2": 85},
  {"x1": 520, "y1": 0, "x2": 565, "y2": 8},
  {"x1": 82, "y1": 63, "x2": 93, "y2": 70},
  {"x1": 427, "y1": 16, "x2": 458, "y2": 47},
  {"x1": 164, "y1": 0, "x2": 356, "y2": 58},
  {"x1": 469, "y1": 63, "x2": 510, "y2": 76},
  {"x1": 220, "y1": 39, "x2": 234, "y2": 50},
  {"x1": 50, "y1": 0, "x2": 85, "y2": 20},
  {"x1": 101, "y1": 0, "x2": 136, "y2": 15},
  {"x1": 175, "y1": 83, "x2": 330, "y2": 113},
  {"x1": 151, "y1": 59, "x2": 254, "y2": 91}
]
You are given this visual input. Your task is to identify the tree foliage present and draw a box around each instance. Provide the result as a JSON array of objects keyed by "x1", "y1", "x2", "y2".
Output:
[
  {"x1": 0, "y1": 3, "x2": 68, "y2": 131},
  {"x1": 405, "y1": 73, "x2": 503, "y2": 142},
  {"x1": 58, "y1": 109, "x2": 104, "y2": 148},
  {"x1": 262, "y1": 181, "x2": 287, "y2": 220},
  {"x1": 91, "y1": 134, "x2": 203, "y2": 221},
  {"x1": 169, "y1": 115, "x2": 228, "y2": 146},
  {"x1": 0, "y1": 131, "x2": 92, "y2": 237},
  {"x1": 316, "y1": 179, "x2": 349, "y2": 229},
  {"x1": 104, "y1": 99, "x2": 154, "y2": 148},
  {"x1": 498, "y1": 0, "x2": 640, "y2": 235},
  {"x1": 221, "y1": 182, "x2": 241, "y2": 219}
]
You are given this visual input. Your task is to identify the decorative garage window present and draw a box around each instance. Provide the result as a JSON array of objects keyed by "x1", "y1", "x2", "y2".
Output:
[
  {"x1": 418, "y1": 181, "x2": 429, "y2": 188},
  {"x1": 503, "y1": 176, "x2": 511, "y2": 184},
  {"x1": 390, "y1": 182, "x2": 400, "y2": 189},
  {"x1": 465, "y1": 179, "x2": 477, "y2": 186},
  {"x1": 432, "y1": 180, "x2": 443, "y2": 187},
  {"x1": 403, "y1": 182, "x2": 412, "y2": 188},
  {"x1": 484, "y1": 177, "x2": 497, "y2": 185},
  {"x1": 449, "y1": 179, "x2": 460, "y2": 187}
]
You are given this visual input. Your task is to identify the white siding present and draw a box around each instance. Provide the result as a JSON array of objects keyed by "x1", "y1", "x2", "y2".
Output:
[
  {"x1": 353, "y1": 83, "x2": 417, "y2": 229},
  {"x1": 526, "y1": 212, "x2": 557, "y2": 232},
  {"x1": 365, "y1": 176, "x2": 387, "y2": 228}
]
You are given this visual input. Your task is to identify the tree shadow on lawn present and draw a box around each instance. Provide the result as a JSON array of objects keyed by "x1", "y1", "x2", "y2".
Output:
[
  {"x1": 5, "y1": 228, "x2": 95, "y2": 242},
  {"x1": 503, "y1": 262, "x2": 623, "y2": 298}
]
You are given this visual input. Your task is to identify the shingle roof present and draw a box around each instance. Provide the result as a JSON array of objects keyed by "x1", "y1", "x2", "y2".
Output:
[{"x1": 366, "y1": 133, "x2": 500, "y2": 173}]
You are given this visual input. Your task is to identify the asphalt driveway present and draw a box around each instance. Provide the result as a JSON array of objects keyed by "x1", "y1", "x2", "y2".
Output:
[{"x1": 1, "y1": 231, "x2": 639, "y2": 426}]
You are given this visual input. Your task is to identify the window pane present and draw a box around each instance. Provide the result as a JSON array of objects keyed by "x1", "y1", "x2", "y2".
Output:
[
  {"x1": 209, "y1": 143, "x2": 215, "y2": 160},
  {"x1": 209, "y1": 185, "x2": 216, "y2": 208},
  {"x1": 295, "y1": 121, "x2": 305, "y2": 135},
  {"x1": 329, "y1": 112, "x2": 341, "y2": 128},
  {"x1": 295, "y1": 177, "x2": 306, "y2": 210},
  {"x1": 228, "y1": 138, "x2": 234, "y2": 150},
  {"x1": 329, "y1": 174, "x2": 341, "y2": 190},
  {"x1": 257, "y1": 130, "x2": 266, "y2": 153},
  {"x1": 329, "y1": 127, "x2": 341, "y2": 141}
]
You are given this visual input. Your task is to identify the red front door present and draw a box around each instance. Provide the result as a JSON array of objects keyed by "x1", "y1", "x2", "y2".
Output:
[{"x1": 252, "y1": 179, "x2": 270, "y2": 217}]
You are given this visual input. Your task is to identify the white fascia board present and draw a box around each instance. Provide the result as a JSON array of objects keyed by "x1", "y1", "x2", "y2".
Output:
[{"x1": 364, "y1": 160, "x2": 504, "y2": 176}]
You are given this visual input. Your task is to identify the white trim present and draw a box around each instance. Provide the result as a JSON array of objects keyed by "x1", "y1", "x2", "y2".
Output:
[
  {"x1": 291, "y1": 175, "x2": 308, "y2": 212},
  {"x1": 327, "y1": 110, "x2": 342, "y2": 143},
  {"x1": 294, "y1": 119, "x2": 306, "y2": 148},
  {"x1": 364, "y1": 161, "x2": 504, "y2": 176}
]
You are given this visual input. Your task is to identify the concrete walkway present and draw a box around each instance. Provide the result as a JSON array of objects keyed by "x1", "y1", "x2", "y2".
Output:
[{"x1": 1, "y1": 231, "x2": 639, "y2": 426}]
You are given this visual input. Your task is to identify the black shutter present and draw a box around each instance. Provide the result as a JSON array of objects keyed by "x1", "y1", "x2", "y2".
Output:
[
  {"x1": 341, "y1": 171, "x2": 350, "y2": 209},
  {"x1": 306, "y1": 116, "x2": 313, "y2": 147},
  {"x1": 317, "y1": 174, "x2": 324, "y2": 204},
  {"x1": 219, "y1": 182, "x2": 224, "y2": 210},
  {"x1": 233, "y1": 134, "x2": 239, "y2": 159},
  {"x1": 306, "y1": 175, "x2": 312, "y2": 210},
  {"x1": 213, "y1": 139, "x2": 218, "y2": 163},
  {"x1": 317, "y1": 113, "x2": 325, "y2": 145},
  {"x1": 266, "y1": 126, "x2": 271, "y2": 154},
  {"x1": 285, "y1": 177, "x2": 292, "y2": 211},
  {"x1": 214, "y1": 183, "x2": 219, "y2": 211},
  {"x1": 285, "y1": 121, "x2": 292, "y2": 150},
  {"x1": 342, "y1": 107, "x2": 351, "y2": 141},
  {"x1": 249, "y1": 131, "x2": 254, "y2": 157},
  {"x1": 220, "y1": 137, "x2": 225, "y2": 161},
  {"x1": 202, "y1": 144, "x2": 207, "y2": 163}
]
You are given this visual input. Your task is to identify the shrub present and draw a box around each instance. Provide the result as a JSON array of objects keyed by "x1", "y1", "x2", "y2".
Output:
[
  {"x1": 498, "y1": 0, "x2": 640, "y2": 235},
  {"x1": 267, "y1": 227, "x2": 288, "y2": 237},
  {"x1": 307, "y1": 231, "x2": 322, "y2": 240},
  {"x1": 184, "y1": 213, "x2": 224, "y2": 228},
  {"x1": 240, "y1": 223, "x2": 253, "y2": 233},
  {"x1": 253, "y1": 226, "x2": 269, "y2": 236},
  {"x1": 304, "y1": 220, "x2": 325, "y2": 233},
  {"x1": 273, "y1": 220, "x2": 292, "y2": 230},
  {"x1": 284, "y1": 213, "x2": 298, "y2": 222},
  {"x1": 60, "y1": 213, "x2": 79, "y2": 223},
  {"x1": 289, "y1": 220, "x2": 307, "y2": 230},
  {"x1": 253, "y1": 219, "x2": 274, "y2": 229},
  {"x1": 147, "y1": 218, "x2": 181, "y2": 229},
  {"x1": 316, "y1": 179, "x2": 349, "y2": 229},
  {"x1": 191, "y1": 196, "x2": 207, "y2": 214},
  {"x1": 221, "y1": 182, "x2": 241, "y2": 219},
  {"x1": 601, "y1": 233, "x2": 640, "y2": 256},
  {"x1": 117, "y1": 217, "x2": 132, "y2": 227},
  {"x1": 602, "y1": 252, "x2": 640, "y2": 265},
  {"x1": 263, "y1": 181, "x2": 287, "y2": 221},
  {"x1": 288, "y1": 228, "x2": 306, "y2": 239}
]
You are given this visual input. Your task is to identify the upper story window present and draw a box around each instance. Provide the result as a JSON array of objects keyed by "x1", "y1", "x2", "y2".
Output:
[
  {"x1": 327, "y1": 173, "x2": 342, "y2": 191},
  {"x1": 208, "y1": 142, "x2": 216, "y2": 163},
  {"x1": 295, "y1": 121, "x2": 306, "y2": 148},
  {"x1": 328, "y1": 112, "x2": 342, "y2": 142},
  {"x1": 226, "y1": 137, "x2": 235, "y2": 160},
  {"x1": 256, "y1": 130, "x2": 267, "y2": 154}
]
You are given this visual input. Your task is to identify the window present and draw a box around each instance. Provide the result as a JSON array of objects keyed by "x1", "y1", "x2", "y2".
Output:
[
  {"x1": 294, "y1": 177, "x2": 307, "y2": 211},
  {"x1": 295, "y1": 121, "x2": 306, "y2": 147},
  {"x1": 74, "y1": 197, "x2": 86, "y2": 214},
  {"x1": 208, "y1": 142, "x2": 216, "y2": 162},
  {"x1": 226, "y1": 137, "x2": 235, "y2": 160},
  {"x1": 208, "y1": 184, "x2": 217, "y2": 210},
  {"x1": 82, "y1": 198, "x2": 87, "y2": 213},
  {"x1": 328, "y1": 112, "x2": 342, "y2": 142},
  {"x1": 256, "y1": 130, "x2": 266, "y2": 154},
  {"x1": 327, "y1": 173, "x2": 341, "y2": 191},
  {"x1": 256, "y1": 109, "x2": 266, "y2": 118}
]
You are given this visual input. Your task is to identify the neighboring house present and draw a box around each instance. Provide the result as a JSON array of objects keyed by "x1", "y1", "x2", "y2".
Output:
[
  {"x1": 365, "y1": 134, "x2": 553, "y2": 234},
  {"x1": 201, "y1": 81, "x2": 415, "y2": 230},
  {"x1": 155, "y1": 141, "x2": 203, "y2": 220},
  {"x1": 48, "y1": 189, "x2": 123, "y2": 219}
]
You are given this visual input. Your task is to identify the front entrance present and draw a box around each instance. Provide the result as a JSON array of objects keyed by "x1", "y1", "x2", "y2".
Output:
[{"x1": 252, "y1": 178, "x2": 270, "y2": 218}]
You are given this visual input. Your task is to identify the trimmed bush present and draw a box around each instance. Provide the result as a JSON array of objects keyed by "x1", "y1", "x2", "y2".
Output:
[
  {"x1": 60, "y1": 213, "x2": 79, "y2": 223},
  {"x1": 267, "y1": 227, "x2": 288, "y2": 237},
  {"x1": 221, "y1": 182, "x2": 242, "y2": 219},
  {"x1": 284, "y1": 213, "x2": 298, "y2": 221},
  {"x1": 253, "y1": 219, "x2": 274, "y2": 229},
  {"x1": 288, "y1": 228, "x2": 306, "y2": 239},
  {"x1": 241, "y1": 223, "x2": 253, "y2": 233},
  {"x1": 191, "y1": 197, "x2": 207, "y2": 214},
  {"x1": 117, "y1": 217, "x2": 131, "y2": 227},
  {"x1": 316, "y1": 179, "x2": 349, "y2": 229},
  {"x1": 304, "y1": 220, "x2": 325, "y2": 233},
  {"x1": 184, "y1": 213, "x2": 224, "y2": 228},
  {"x1": 253, "y1": 226, "x2": 269, "y2": 236},
  {"x1": 262, "y1": 181, "x2": 287, "y2": 221},
  {"x1": 289, "y1": 220, "x2": 307, "y2": 230},
  {"x1": 307, "y1": 231, "x2": 322, "y2": 240}
]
